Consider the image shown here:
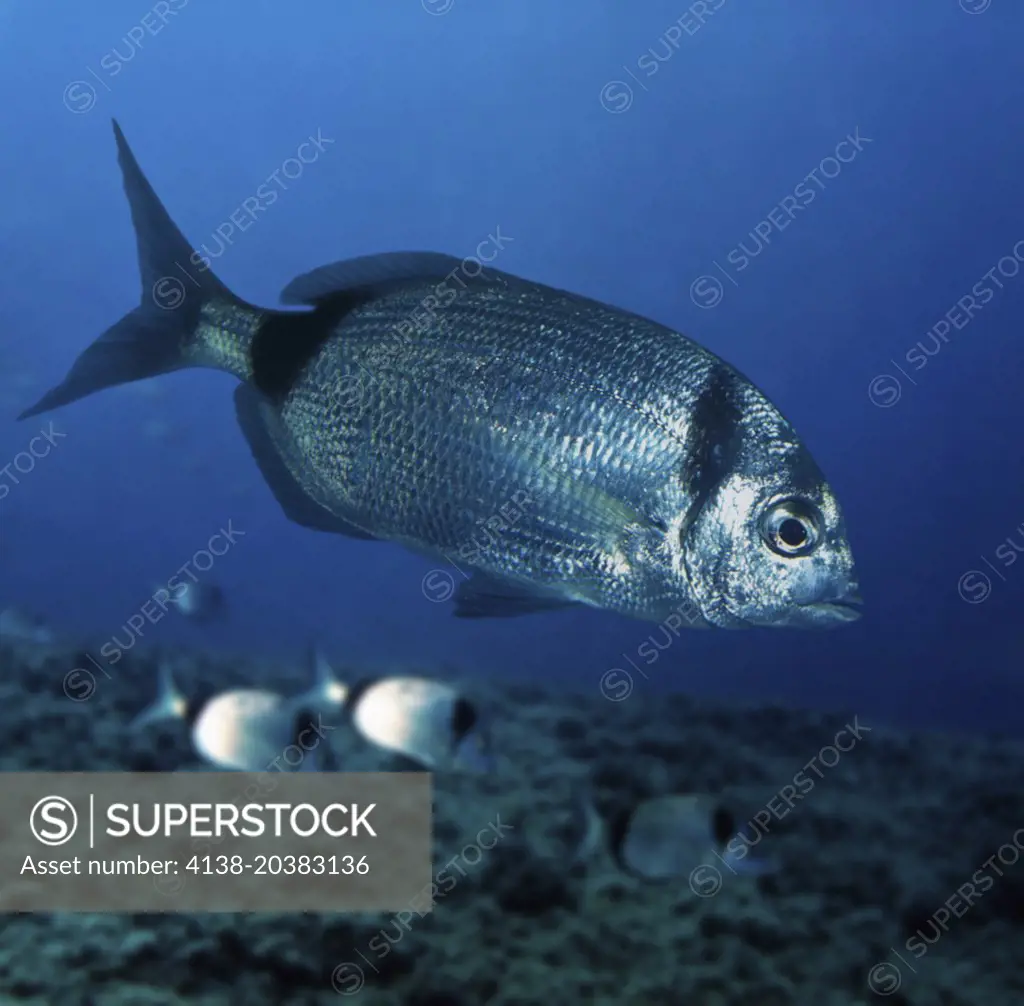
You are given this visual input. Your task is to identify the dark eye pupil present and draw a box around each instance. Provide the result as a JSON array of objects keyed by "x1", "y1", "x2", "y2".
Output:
[{"x1": 778, "y1": 518, "x2": 807, "y2": 548}]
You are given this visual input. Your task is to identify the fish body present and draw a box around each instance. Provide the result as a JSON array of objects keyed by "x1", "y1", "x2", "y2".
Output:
[
  {"x1": 20, "y1": 122, "x2": 861, "y2": 627},
  {"x1": 560, "y1": 789, "x2": 775, "y2": 882},
  {"x1": 616, "y1": 793, "x2": 774, "y2": 881},
  {"x1": 347, "y1": 675, "x2": 494, "y2": 773},
  {"x1": 190, "y1": 689, "x2": 295, "y2": 771},
  {"x1": 131, "y1": 653, "x2": 339, "y2": 771}
]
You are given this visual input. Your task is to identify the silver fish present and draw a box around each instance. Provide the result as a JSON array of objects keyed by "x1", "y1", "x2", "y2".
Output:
[
  {"x1": 559, "y1": 788, "x2": 774, "y2": 882},
  {"x1": 613, "y1": 794, "x2": 774, "y2": 881},
  {"x1": 191, "y1": 688, "x2": 301, "y2": 773},
  {"x1": 20, "y1": 121, "x2": 861, "y2": 627},
  {"x1": 347, "y1": 675, "x2": 494, "y2": 773},
  {"x1": 131, "y1": 653, "x2": 340, "y2": 771}
]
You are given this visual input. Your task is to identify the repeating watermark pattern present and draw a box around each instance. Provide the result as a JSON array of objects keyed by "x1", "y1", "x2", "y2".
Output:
[
  {"x1": 326, "y1": 227, "x2": 518, "y2": 549},
  {"x1": 599, "y1": 0, "x2": 728, "y2": 113},
  {"x1": 387, "y1": 229, "x2": 512, "y2": 344},
  {"x1": 189, "y1": 131, "x2": 335, "y2": 275},
  {"x1": 867, "y1": 238, "x2": 1024, "y2": 408},
  {"x1": 0, "y1": 424, "x2": 68, "y2": 501},
  {"x1": 960, "y1": 0, "x2": 991, "y2": 13},
  {"x1": 686, "y1": 719, "x2": 871, "y2": 896},
  {"x1": 145, "y1": 711, "x2": 341, "y2": 902},
  {"x1": 324, "y1": 227, "x2": 515, "y2": 423},
  {"x1": 338, "y1": 227, "x2": 515, "y2": 405},
  {"x1": 421, "y1": 489, "x2": 534, "y2": 605},
  {"x1": 62, "y1": 522, "x2": 245, "y2": 702},
  {"x1": 331, "y1": 814, "x2": 513, "y2": 995},
  {"x1": 956, "y1": 515, "x2": 1024, "y2": 604},
  {"x1": 151, "y1": 131, "x2": 336, "y2": 311},
  {"x1": 158, "y1": 227, "x2": 516, "y2": 560},
  {"x1": 723, "y1": 719, "x2": 870, "y2": 860},
  {"x1": 62, "y1": 0, "x2": 190, "y2": 114},
  {"x1": 187, "y1": 717, "x2": 338, "y2": 865},
  {"x1": 867, "y1": 826, "x2": 1024, "y2": 996},
  {"x1": 599, "y1": 597, "x2": 704, "y2": 701},
  {"x1": 690, "y1": 128, "x2": 873, "y2": 309},
  {"x1": 421, "y1": 0, "x2": 455, "y2": 13}
]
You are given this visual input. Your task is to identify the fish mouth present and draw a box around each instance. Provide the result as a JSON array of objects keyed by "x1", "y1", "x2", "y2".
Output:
[{"x1": 800, "y1": 590, "x2": 863, "y2": 625}]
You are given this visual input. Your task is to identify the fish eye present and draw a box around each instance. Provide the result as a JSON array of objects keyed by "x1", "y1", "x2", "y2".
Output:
[{"x1": 760, "y1": 499, "x2": 822, "y2": 558}]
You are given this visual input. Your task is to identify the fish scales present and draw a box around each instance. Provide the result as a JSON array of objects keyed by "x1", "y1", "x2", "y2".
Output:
[
  {"x1": 19, "y1": 121, "x2": 861, "y2": 627},
  {"x1": 247, "y1": 279, "x2": 723, "y2": 609}
]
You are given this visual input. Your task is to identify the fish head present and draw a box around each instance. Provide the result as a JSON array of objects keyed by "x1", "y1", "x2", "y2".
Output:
[{"x1": 677, "y1": 408, "x2": 861, "y2": 629}]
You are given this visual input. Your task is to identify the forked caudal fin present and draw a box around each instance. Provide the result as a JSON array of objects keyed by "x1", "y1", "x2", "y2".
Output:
[{"x1": 18, "y1": 120, "x2": 242, "y2": 420}]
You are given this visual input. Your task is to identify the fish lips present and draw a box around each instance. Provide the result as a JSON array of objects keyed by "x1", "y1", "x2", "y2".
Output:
[{"x1": 798, "y1": 590, "x2": 863, "y2": 626}]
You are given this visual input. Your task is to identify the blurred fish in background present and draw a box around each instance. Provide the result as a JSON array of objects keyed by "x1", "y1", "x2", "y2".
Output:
[
  {"x1": 555, "y1": 785, "x2": 776, "y2": 882},
  {"x1": 610, "y1": 793, "x2": 776, "y2": 880},
  {"x1": 131, "y1": 650, "x2": 347, "y2": 771},
  {"x1": 160, "y1": 581, "x2": 227, "y2": 623},
  {"x1": 345, "y1": 674, "x2": 496, "y2": 773},
  {"x1": 0, "y1": 607, "x2": 55, "y2": 645}
]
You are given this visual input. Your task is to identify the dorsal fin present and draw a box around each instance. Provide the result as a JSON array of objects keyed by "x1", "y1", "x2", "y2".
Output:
[
  {"x1": 280, "y1": 252, "x2": 466, "y2": 306},
  {"x1": 256, "y1": 252, "x2": 509, "y2": 401}
]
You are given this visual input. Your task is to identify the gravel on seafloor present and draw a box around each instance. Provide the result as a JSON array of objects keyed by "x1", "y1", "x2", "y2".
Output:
[{"x1": 0, "y1": 638, "x2": 1021, "y2": 1006}]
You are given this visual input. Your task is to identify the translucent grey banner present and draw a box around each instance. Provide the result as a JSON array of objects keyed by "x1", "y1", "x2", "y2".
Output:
[{"x1": 0, "y1": 772, "x2": 432, "y2": 912}]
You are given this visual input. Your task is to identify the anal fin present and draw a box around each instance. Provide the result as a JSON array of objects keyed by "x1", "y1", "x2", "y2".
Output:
[{"x1": 233, "y1": 384, "x2": 376, "y2": 539}]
